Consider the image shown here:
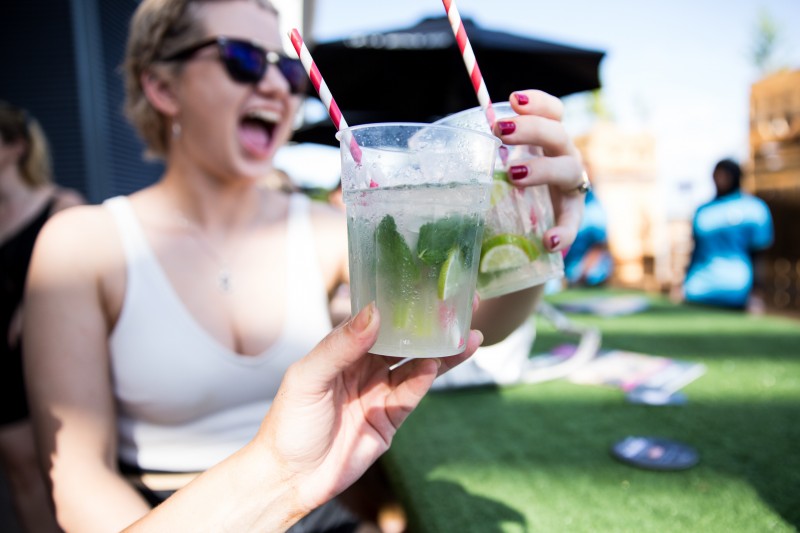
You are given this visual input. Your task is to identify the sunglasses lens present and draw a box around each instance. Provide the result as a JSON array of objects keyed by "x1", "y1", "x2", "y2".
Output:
[
  {"x1": 278, "y1": 57, "x2": 307, "y2": 94},
  {"x1": 217, "y1": 40, "x2": 306, "y2": 93},
  {"x1": 221, "y1": 42, "x2": 266, "y2": 83}
]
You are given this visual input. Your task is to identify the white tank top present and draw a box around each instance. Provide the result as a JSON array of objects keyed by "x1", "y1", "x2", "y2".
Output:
[{"x1": 104, "y1": 195, "x2": 333, "y2": 472}]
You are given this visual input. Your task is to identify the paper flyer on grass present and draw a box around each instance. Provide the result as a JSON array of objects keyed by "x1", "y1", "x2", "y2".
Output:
[
  {"x1": 554, "y1": 295, "x2": 650, "y2": 317},
  {"x1": 530, "y1": 344, "x2": 706, "y2": 394}
]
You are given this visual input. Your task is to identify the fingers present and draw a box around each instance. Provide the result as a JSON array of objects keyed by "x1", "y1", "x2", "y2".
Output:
[
  {"x1": 494, "y1": 115, "x2": 575, "y2": 157},
  {"x1": 505, "y1": 155, "x2": 584, "y2": 192},
  {"x1": 437, "y1": 329, "x2": 483, "y2": 376},
  {"x1": 295, "y1": 303, "x2": 380, "y2": 387},
  {"x1": 509, "y1": 90, "x2": 563, "y2": 120},
  {"x1": 493, "y1": 89, "x2": 585, "y2": 254},
  {"x1": 384, "y1": 328, "x2": 483, "y2": 429},
  {"x1": 544, "y1": 193, "x2": 585, "y2": 253}
]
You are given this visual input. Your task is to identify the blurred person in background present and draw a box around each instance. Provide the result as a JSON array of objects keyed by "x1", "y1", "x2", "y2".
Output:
[
  {"x1": 22, "y1": 0, "x2": 586, "y2": 531},
  {"x1": 0, "y1": 101, "x2": 84, "y2": 532},
  {"x1": 681, "y1": 158, "x2": 773, "y2": 311}
]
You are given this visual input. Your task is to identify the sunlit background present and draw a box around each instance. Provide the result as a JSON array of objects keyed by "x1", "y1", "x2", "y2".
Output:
[
  {"x1": 278, "y1": 0, "x2": 800, "y2": 207},
  {"x1": 276, "y1": 0, "x2": 800, "y2": 307}
]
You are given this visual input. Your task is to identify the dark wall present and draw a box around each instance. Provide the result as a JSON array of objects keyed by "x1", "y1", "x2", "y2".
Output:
[
  {"x1": 1, "y1": 0, "x2": 87, "y2": 194},
  {"x1": 0, "y1": 0, "x2": 162, "y2": 203}
]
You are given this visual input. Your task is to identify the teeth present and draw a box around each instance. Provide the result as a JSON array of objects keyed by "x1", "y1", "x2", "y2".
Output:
[{"x1": 245, "y1": 109, "x2": 280, "y2": 124}]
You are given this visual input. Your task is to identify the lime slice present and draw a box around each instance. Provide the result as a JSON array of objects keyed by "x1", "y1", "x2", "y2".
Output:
[
  {"x1": 493, "y1": 169, "x2": 509, "y2": 181},
  {"x1": 438, "y1": 248, "x2": 467, "y2": 300},
  {"x1": 490, "y1": 180, "x2": 513, "y2": 207},
  {"x1": 480, "y1": 234, "x2": 538, "y2": 273}
]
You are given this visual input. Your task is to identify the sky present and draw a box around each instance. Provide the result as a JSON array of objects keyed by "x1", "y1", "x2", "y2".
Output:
[{"x1": 303, "y1": 0, "x2": 800, "y2": 217}]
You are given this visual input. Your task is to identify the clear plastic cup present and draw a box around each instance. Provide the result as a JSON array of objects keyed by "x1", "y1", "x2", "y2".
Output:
[
  {"x1": 338, "y1": 123, "x2": 499, "y2": 358},
  {"x1": 435, "y1": 103, "x2": 565, "y2": 299}
]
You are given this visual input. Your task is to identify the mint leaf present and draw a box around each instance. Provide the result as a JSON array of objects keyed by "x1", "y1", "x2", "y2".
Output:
[
  {"x1": 418, "y1": 215, "x2": 482, "y2": 270},
  {"x1": 458, "y1": 216, "x2": 482, "y2": 269},
  {"x1": 417, "y1": 216, "x2": 464, "y2": 266},
  {"x1": 376, "y1": 215, "x2": 420, "y2": 293}
]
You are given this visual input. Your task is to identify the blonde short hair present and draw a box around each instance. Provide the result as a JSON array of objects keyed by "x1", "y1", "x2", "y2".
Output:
[
  {"x1": 0, "y1": 101, "x2": 52, "y2": 187},
  {"x1": 123, "y1": 0, "x2": 277, "y2": 159}
]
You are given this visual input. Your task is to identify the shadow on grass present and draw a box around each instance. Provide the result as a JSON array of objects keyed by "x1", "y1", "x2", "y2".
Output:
[
  {"x1": 386, "y1": 387, "x2": 800, "y2": 532},
  {"x1": 397, "y1": 479, "x2": 527, "y2": 533}
]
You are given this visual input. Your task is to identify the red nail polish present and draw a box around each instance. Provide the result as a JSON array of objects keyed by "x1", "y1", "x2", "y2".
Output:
[
  {"x1": 550, "y1": 235, "x2": 561, "y2": 249},
  {"x1": 509, "y1": 165, "x2": 528, "y2": 180},
  {"x1": 498, "y1": 121, "x2": 516, "y2": 136},
  {"x1": 514, "y1": 92, "x2": 529, "y2": 105}
]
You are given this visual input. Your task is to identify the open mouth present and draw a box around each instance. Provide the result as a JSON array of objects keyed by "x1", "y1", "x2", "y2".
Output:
[{"x1": 239, "y1": 109, "x2": 280, "y2": 158}]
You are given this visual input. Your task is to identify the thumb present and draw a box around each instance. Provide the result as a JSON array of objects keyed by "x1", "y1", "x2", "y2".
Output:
[{"x1": 295, "y1": 303, "x2": 380, "y2": 386}]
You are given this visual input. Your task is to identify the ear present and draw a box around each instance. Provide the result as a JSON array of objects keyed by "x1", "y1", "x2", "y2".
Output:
[{"x1": 141, "y1": 68, "x2": 180, "y2": 117}]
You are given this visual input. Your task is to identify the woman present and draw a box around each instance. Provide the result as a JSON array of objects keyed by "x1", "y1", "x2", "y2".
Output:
[
  {"x1": 0, "y1": 101, "x2": 83, "y2": 532},
  {"x1": 23, "y1": 0, "x2": 586, "y2": 531}
]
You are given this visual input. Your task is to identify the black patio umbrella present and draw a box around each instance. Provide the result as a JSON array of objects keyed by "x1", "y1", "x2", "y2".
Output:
[{"x1": 292, "y1": 15, "x2": 604, "y2": 144}]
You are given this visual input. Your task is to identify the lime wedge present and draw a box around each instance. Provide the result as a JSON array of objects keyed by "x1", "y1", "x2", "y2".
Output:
[
  {"x1": 490, "y1": 180, "x2": 513, "y2": 207},
  {"x1": 493, "y1": 169, "x2": 509, "y2": 181},
  {"x1": 438, "y1": 248, "x2": 467, "y2": 300},
  {"x1": 480, "y1": 234, "x2": 538, "y2": 273}
]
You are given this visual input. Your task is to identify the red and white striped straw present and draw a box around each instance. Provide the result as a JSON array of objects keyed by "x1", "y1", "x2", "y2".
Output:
[
  {"x1": 289, "y1": 28, "x2": 362, "y2": 164},
  {"x1": 441, "y1": 0, "x2": 496, "y2": 128}
]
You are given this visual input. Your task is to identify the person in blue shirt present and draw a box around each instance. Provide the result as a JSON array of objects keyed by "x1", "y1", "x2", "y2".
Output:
[
  {"x1": 563, "y1": 187, "x2": 613, "y2": 286},
  {"x1": 682, "y1": 159, "x2": 773, "y2": 310}
]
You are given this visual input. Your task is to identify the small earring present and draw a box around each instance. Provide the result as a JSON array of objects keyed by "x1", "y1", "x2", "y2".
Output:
[{"x1": 172, "y1": 121, "x2": 181, "y2": 139}]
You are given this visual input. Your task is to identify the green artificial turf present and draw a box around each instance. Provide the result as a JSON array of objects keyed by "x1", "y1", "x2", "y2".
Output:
[{"x1": 383, "y1": 289, "x2": 800, "y2": 532}]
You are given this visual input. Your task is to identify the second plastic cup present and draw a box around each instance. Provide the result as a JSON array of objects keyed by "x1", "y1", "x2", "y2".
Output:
[
  {"x1": 339, "y1": 123, "x2": 499, "y2": 358},
  {"x1": 435, "y1": 102, "x2": 565, "y2": 299}
]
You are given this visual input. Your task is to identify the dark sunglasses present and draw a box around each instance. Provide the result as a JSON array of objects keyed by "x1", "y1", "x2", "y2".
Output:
[{"x1": 160, "y1": 36, "x2": 307, "y2": 94}]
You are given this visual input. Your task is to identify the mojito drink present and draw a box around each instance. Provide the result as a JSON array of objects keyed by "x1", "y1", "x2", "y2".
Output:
[
  {"x1": 346, "y1": 183, "x2": 486, "y2": 357},
  {"x1": 435, "y1": 103, "x2": 564, "y2": 299},
  {"x1": 339, "y1": 123, "x2": 498, "y2": 358}
]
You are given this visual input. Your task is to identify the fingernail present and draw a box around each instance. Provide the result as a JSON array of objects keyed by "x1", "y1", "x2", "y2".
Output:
[
  {"x1": 497, "y1": 121, "x2": 516, "y2": 136},
  {"x1": 549, "y1": 235, "x2": 561, "y2": 250},
  {"x1": 433, "y1": 358, "x2": 442, "y2": 369},
  {"x1": 509, "y1": 165, "x2": 528, "y2": 180},
  {"x1": 352, "y1": 302, "x2": 374, "y2": 333},
  {"x1": 514, "y1": 92, "x2": 529, "y2": 105}
]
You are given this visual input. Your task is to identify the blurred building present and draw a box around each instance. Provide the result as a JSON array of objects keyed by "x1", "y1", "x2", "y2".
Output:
[
  {"x1": 574, "y1": 121, "x2": 671, "y2": 290},
  {"x1": 1, "y1": 0, "x2": 158, "y2": 201},
  {"x1": 748, "y1": 69, "x2": 800, "y2": 312}
]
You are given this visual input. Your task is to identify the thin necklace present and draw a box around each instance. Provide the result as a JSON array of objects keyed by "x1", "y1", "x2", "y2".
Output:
[{"x1": 176, "y1": 215, "x2": 234, "y2": 293}]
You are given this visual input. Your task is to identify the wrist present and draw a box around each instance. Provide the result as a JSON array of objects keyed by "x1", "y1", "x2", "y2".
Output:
[{"x1": 233, "y1": 440, "x2": 312, "y2": 531}]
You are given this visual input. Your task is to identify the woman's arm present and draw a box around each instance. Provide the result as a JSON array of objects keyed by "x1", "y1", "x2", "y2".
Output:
[
  {"x1": 24, "y1": 207, "x2": 152, "y2": 532},
  {"x1": 124, "y1": 304, "x2": 482, "y2": 532}
]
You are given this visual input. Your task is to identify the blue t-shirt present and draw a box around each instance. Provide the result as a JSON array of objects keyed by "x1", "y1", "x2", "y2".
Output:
[{"x1": 683, "y1": 191, "x2": 773, "y2": 308}]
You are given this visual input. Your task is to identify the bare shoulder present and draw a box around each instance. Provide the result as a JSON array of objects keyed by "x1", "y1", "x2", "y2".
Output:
[{"x1": 34, "y1": 203, "x2": 120, "y2": 272}]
